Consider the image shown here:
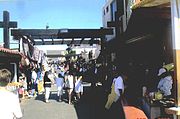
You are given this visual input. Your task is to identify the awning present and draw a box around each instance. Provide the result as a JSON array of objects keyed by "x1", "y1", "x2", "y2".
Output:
[
  {"x1": 0, "y1": 47, "x2": 21, "y2": 55},
  {"x1": 124, "y1": 5, "x2": 171, "y2": 44},
  {"x1": 0, "y1": 47, "x2": 22, "y2": 62},
  {"x1": 132, "y1": 0, "x2": 170, "y2": 9}
]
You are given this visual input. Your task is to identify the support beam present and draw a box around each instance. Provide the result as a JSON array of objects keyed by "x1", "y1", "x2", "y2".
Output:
[
  {"x1": 107, "y1": 21, "x2": 121, "y2": 27},
  {"x1": 69, "y1": 38, "x2": 74, "y2": 45},
  {"x1": 51, "y1": 37, "x2": 54, "y2": 45},
  {"x1": 116, "y1": 0, "x2": 124, "y2": 16},
  {"x1": 80, "y1": 38, "x2": 85, "y2": 44},
  {"x1": 3, "y1": 11, "x2": 9, "y2": 48},
  {"x1": 165, "y1": 0, "x2": 180, "y2": 118},
  {"x1": 171, "y1": 0, "x2": 180, "y2": 107},
  {"x1": 125, "y1": 34, "x2": 153, "y2": 44},
  {"x1": 34, "y1": 40, "x2": 100, "y2": 45},
  {"x1": 0, "y1": 21, "x2": 17, "y2": 28},
  {"x1": 61, "y1": 39, "x2": 64, "y2": 44},
  {"x1": 89, "y1": 38, "x2": 95, "y2": 46},
  {"x1": 0, "y1": 11, "x2": 17, "y2": 48},
  {"x1": 11, "y1": 28, "x2": 112, "y2": 45},
  {"x1": 11, "y1": 28, "x2": 113, "y2": 39},
  {"x1": 42, "y1": 39, "x2": 45, "y2": 45}
]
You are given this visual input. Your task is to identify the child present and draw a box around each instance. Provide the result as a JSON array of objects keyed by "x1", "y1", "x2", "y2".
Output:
[
  {"x1": 18, "y1": 85, "x2": 24, "y2": 100},
  {"x1": 19, "y1": 74, "x2": 28, "y2": 99}
]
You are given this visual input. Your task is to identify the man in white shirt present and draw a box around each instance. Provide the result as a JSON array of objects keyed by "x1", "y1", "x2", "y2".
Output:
[
  {"x1": 107, "y1": 70, "x2": 126, "y2": 119},
  {"x1": 0, "y1": 69, "x2": 22, "y2": 119}
]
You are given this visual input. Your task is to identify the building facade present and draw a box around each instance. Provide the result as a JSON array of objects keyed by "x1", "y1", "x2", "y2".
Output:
[{"x1": 102, "y1": 0, "x2": 139, "y2": 41}]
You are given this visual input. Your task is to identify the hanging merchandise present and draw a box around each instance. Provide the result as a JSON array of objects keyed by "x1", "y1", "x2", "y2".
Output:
[
  {"x1": 163, "y1": 63, "x2": 174, "y2": 71},
  {"x1": 20, "y1": 57, "x2": 30, "y2": 67}
]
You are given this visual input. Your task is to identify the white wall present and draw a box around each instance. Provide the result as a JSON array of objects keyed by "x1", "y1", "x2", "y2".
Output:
[{"x1": 102, "y1": 0, "x2": 135, "y2": 41}]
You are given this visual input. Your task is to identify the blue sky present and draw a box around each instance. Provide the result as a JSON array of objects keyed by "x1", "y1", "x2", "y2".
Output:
[{"x1": 0, "y1": 0, "x2": 106, "y2": 47}]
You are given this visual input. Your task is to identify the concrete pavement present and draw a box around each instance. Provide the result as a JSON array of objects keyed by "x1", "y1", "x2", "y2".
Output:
[{"x1": 20, "y1": 84, "x2": 107, "y2": 119}]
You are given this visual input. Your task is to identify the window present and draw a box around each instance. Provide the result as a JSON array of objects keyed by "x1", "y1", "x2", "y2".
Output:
[
  {"x1": 110, "y1": 0, "x2": 117, "y2": 21},
  {"x1": 106, "y1": 6, "x2": 109, "y2": 13}
]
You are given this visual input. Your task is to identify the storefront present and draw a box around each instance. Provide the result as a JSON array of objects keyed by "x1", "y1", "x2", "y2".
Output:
[
  {"x1": 0, "y1": 47, "x2": 22, "y2": 82},
  {"x1": 103, "y1": 1, "x2": 174, "y2": 118}
]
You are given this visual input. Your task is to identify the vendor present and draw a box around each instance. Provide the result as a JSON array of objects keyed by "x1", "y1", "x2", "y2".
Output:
[{"x1": 157, "y1": 67, "x2": 173, "y2": 97}]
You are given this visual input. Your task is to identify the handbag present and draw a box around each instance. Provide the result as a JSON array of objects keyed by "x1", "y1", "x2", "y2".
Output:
[{"x1": 105, "y1": 83, "x2": 117, "y2": 109}]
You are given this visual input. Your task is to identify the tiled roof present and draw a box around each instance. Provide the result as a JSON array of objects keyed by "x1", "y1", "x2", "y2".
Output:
[{"x1": 0, "y1": 47, "x2": 23, "y2": 57}]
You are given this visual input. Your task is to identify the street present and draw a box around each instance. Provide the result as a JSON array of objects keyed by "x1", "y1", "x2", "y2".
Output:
[{"x1": 21, "y1": 84, "x2": 107, "y2": 119}]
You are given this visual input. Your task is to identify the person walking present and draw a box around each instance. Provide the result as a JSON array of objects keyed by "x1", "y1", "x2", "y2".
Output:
[
  {"x1": 75, "y1": 75, "x2": 83, "y2": 101},
  {"x1": 105, "y1": 70, "x2": 126, "y2": 119},
  {"x1": 64, "y1": 71, "x2": 74, "y2": 104},
  {"x1": 31, "y1": 68, "x2": 37, "y2": 97},
  {"x1": 43, "y1": 70, "x2": 54, "y2": 103},
  {"x1": 55, "y1": 73, "x2": 64, "y2": 102},
  {"x1": 0, "y1": 68, "x2": 23, "y2": 119}
]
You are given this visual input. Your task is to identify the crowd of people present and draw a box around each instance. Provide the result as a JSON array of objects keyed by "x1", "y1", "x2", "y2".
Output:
[
  {"x1": 0, "y1": 56, "x2": 174, "y2": 119},
  {"x1": 43, "y1": 61, "x2": 85, "y2": 104}
]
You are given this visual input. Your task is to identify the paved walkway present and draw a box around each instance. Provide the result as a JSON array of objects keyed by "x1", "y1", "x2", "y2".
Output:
[{"x1": 20, "y1": 84, "x2": 107, "y2": 119}]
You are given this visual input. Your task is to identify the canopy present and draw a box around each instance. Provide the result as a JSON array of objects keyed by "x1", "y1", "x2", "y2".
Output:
[{"x1": 132, "y1": 0, "x2": 170, "y2": 9}]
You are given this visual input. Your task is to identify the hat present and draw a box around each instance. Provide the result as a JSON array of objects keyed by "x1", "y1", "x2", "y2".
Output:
[
  {"x1": 19, "y1": 74, "x2": 25, "y2": 79},
  {"x1": 158, "y1": 68, "x2": 166, "y2": 76}
]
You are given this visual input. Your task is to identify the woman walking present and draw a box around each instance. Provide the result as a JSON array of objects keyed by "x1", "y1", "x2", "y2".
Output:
[
  {"x1": 55, "y1": 73, "x2": 64, "y2": 102},
  {"x1": 65, "y1": 71, "x2": 74, "y2": 104},
  {"x1": 43, "y1": 71, "x2": 53, "y2": 103}
]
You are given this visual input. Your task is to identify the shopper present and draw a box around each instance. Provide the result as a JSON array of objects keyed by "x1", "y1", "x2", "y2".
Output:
[
  {"x1": 55, "y1": 73, "x2": 64, "y2": 102},
  {"x1": 0, "y1": 68, "x2": 23, "y2": 119},
  {"x1": 105, "y1": 70, "x2": 125, "y2": 119},
  {"x1": 43, "y1": 70, "x2": 54, "y2": 103}
]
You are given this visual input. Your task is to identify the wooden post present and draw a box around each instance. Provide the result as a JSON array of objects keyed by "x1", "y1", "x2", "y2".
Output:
[
  {"x1": 0, "y1": 11, "x2": 17, "y2": 48},
  {"x1": 3, "y1": 11, "x2": 10, "y2": 48},
  {"x1": 165, "y1": 0, "x2": 180, "y2": 118},
  {"x1": 171, "y1": 0, "x2": 180, "y2": 106},
  {"x1": 115, "y1": 0, "x2": 124, "y2": 40}
]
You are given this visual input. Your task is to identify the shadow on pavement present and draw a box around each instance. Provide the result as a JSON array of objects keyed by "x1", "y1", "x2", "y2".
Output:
[
  {"x1": 73, "y1": 86, "x2": 109, "y2": 119},
  {"x1": 33, "y1": 86, "x2": 109, "y2": 119}
]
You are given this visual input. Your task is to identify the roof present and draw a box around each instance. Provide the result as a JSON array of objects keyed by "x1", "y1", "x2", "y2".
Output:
[
  {"x1": 11, "y1": 28, "x2": 113, "y2": 45},
  {"x1": 125, "y1": 12, "x2": 165, "y2": 43},
  {"x1": 0, "y1": 47, "x2": 23, "y2": 60},
  {"x1": 122, "y1": 4, "x2": 171, "y2": 46},
  {"x1": 0, "y1": 47, "x2": 21, "y2": 55}
]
